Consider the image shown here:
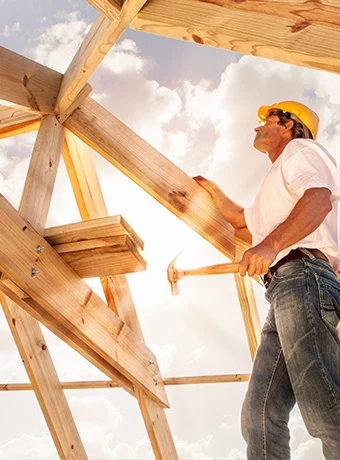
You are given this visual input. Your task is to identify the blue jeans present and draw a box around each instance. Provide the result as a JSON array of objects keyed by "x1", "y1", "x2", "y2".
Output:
[{"x1": 241, "y1": 256, "x2": 340, "y2": 459}]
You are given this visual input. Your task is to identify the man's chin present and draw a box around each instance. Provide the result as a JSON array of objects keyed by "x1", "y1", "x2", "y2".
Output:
[{"x1": 253, "y1": 140, "x2": 267, "y2": 154}]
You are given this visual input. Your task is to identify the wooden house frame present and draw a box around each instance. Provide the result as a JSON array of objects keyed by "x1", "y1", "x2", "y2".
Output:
[{"x1": 0, "y1": 1, "x2": 339, "y2": 458}]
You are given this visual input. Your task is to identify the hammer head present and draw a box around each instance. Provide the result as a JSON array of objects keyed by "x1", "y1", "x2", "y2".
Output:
[{"x1": 167, "y1": 251, "x2": 184, "y2": 295}]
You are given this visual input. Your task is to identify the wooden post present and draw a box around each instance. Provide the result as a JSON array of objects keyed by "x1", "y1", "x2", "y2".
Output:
[
  {"x1": 0, "y1": 115, "x2": 87, "y2": 459},
  {"x1": 63, "y1": 132, "x2": 179, "y2": 460}
]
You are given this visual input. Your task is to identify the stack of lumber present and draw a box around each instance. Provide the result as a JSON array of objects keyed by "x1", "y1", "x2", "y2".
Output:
[{"x1": 44, "y1": 215, "x2": 146, "y2": 278}]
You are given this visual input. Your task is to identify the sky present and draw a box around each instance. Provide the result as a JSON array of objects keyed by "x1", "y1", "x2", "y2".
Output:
[{"x1": 1, "y1": 0, "x2": 340, "y2": 459}]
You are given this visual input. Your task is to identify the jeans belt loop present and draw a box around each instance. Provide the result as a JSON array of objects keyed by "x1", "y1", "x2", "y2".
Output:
[{"x1": 261, "y1": 248, "x2": 328, "y2": 289}]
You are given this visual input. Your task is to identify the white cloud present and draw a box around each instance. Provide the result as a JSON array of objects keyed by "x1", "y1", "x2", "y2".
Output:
[
  {"x1": 175, "y1": 434, "x2": 214, "y2": 460},
  {"x1": 102, "y1": 39, "x2": 146, "y2": 75},
  {"x1": 189, "y1": 346, "x2": 208, "y2": 363},
  {"x1": 0, "y1": 434, "x2": 56, "y2": 459},
  {"x1": 0, "y1": 22, "x2": 20, "y2": 38},
  {"x1": 29, "y1": 12, "x2": 89, "y2": 72}
]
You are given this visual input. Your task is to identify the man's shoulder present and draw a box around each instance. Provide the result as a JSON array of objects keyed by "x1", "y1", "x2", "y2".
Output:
[{"x1": 283, "y1": 138, "x2": 335, "y2": 165}]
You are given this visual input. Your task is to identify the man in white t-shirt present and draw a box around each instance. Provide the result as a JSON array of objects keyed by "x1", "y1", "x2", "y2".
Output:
[{"x1": 194, "y1": 101, "x2": 340, "y2": 460}]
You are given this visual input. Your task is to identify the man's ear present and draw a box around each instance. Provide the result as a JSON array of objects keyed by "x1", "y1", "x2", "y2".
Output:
[{"x1": 284, "y1": 119, "x2": 294, "y2": 133}]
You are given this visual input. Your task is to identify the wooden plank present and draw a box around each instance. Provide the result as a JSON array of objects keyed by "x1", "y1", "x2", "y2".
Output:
[
  {"x1": 57, "y1": 83, "x2": 92, "y2": 124},
  {"x1": 233, "y1": 275, "x2": 261, "y2": 360},
  {"x1": 0, "y1": 104, "x2": 41, "y2": 139},
  {"x1": 59, "y1": 235, "x2": 146, "y2": 278},
  {"x1": 0, "y1": 46, "x2": 62, "y2": 112},
  {"x1": 0, "y1": 278, "x2": 135, "y2": 397},
  {"x1": 0, "y1": 194, "x2": 169, "y2": 408},
  {"x1": 63, "y1": 132, "x2": 107, "y2": 220},
  {"x1": 0, "y1": 374, "x2": 251, "y2": 391},
  {"x1": 19, "y1": 116, "x2": 64, "y2": 234},
  {"x1": 44, "y1": 215, "x2": 144, "y2": 250},
  {"x1": 0, "y1": 295, "x2": 87, "y2": 460},
  {"x1": 63, "y1": 132, "x2": 178, "y2": 460},
  {"x1": 55, "y1": 0, "x2": 148, "y2": 116},
  {"x1": 52, "y1": 235, "x2": 134, "y2": 253},
  {"x1": 65, "y1": 97, "x2": 245, "y2": 261},
  {"x1": 85, "y1": 0, "x2": 122, "y2": 21},
  {"x1": 0, "y1": 116, "x2": 87, "y2": 459},
  {"x1": 132, "y1": 0, "x2": 340, "y2": 75},
  {"x1": 234, "y1": 235, "x2": 261, "y2": 360}
]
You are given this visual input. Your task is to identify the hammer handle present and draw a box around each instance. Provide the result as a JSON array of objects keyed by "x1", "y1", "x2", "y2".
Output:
[{"x1": 182, "y1": 262, "x2": 240, "y2": 277}]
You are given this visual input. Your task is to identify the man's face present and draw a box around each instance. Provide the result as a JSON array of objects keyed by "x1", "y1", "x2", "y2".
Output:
[{"x1": 253, "y1": 115, "x2": 285, "y2": 153}]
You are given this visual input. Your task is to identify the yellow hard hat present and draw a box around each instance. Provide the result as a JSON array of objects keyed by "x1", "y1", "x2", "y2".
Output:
[{"x1": 257, "y1": 101, "x2": 320, "y2": 140}]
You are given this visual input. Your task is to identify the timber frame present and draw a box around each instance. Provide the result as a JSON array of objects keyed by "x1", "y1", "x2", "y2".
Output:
[{"x1": 1, "y1": 0, "x2": 339, "y2": 458}]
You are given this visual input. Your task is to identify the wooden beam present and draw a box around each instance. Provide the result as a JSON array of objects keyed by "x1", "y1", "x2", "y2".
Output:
[
  {"x1": 85, "y1": 0, "x2": 122, "y2": 21},
  {"x1": 234, "y1": 235, "x2": 261, "y2": 360},
  {"x1": 44, "y1": 215, "x2": 144, "y2": 250},
  {"x1": 56, "y1": 235, "x2": 146, "y2": 278},
  {"x1": 0, "y1": 46, "x2": 62, "y2": 112},
  {"x1": 0, "y1": 104, "x2": 41, "y2": 139},
  {"x1": 132, "y1": 0, "x2": 340, "y2": 75},
  {"x1": 57, "y1": 83, "x2": 92, "y2": 124},
  {"x1": 0, "y1": 374, "x2": 250, "y2": 391},
  {"x1": 0, "y1": 115, "x2": 87, "y2": 459},
  {"x1": 65, "y1": 97, "x2": 249, "y2": 261},
  {"x1": 233, "y1": 275, "x2": 261, "y2": 360},
  {"x1": 55, "y1": 0, "x2": 148, "y2": 116},
  {"x1": 63, "y1": 132, "x2": 178, "y2": 460},
  {"x1": 44, "y1": 215, "x2": 146, "y2": 278},
  {"x1": 0, "y1": 195, "x2": 169, "y2": 408},
  {"x1": 62, "y1": 134, "x2": 107, "y2": 220}
]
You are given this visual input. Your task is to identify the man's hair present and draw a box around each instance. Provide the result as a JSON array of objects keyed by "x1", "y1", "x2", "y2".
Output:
[{"x1": 267, "y1": 109, "x2": 313, "y2": 140}]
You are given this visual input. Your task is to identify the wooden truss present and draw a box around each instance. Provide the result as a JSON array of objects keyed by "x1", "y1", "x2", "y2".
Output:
[{"x1": 1, "y1": 0, "x2": 338, "y2": 458}]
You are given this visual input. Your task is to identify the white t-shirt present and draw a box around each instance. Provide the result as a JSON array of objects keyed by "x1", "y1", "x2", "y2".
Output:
[{"x1": 244, "y1": 139, "x2": 340, "y2": 271}]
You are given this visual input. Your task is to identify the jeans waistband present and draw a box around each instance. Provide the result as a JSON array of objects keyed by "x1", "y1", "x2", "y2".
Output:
[{"x1": 261, "y1": 248, "x2": 329, "y2": 289}]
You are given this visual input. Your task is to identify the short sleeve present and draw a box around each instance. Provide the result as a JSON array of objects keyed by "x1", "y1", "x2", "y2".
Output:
[
  {"x1": 244, "y1": 206, "x2": 254, "y2": 234},
  {"x1": 283, "y1": 145, "x2": 340, "y2": 202}
]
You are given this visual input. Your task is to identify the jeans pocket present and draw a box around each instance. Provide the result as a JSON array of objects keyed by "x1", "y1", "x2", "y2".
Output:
[{"x1": 315, "y1": 274, "x2": 340, "y2": 329}]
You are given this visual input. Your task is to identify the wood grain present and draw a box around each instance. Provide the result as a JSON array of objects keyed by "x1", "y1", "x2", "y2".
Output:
[
  {"x1": 0, "y1": 373, "x2": 250, "y2": 391},
  {"x1": 0, "y1": 46, "x2": 62, "y2": 112},
  {"x1": 65, "y1": 97, "x2": 242, "y2": 261},
  {"x1": 132, "y1": 0, "x2": 340, "y2": 74},
  {"x1": 63, "y1": 132, "x2": 178, "y2": 459},
  {"x1": 85, "y1": 0, "x2": 122, "y2": 21},
  {"x1": 0, "y1": 194, "x2": 169, "y2": 408},
  {"x1": 0, "y1": 104, "x2": 41, "y2": 139},
  {"x1": 0, "y1": 117, "x2": 87, "y2": 459},
  {"x1": 44, "y1": 215, "x2": 144, "y2": 250}
]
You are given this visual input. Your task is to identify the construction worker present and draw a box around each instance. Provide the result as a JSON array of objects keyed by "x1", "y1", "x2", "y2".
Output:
[{"x1": 194, "y1": 101, "x2": 340, "y2": 460}]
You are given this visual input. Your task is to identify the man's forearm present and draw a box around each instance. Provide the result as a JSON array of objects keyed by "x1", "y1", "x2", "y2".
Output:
[
  {"x1": 193, "y1": 176, "x2": 248, "y2": 230},
  {"x1": 264, "y1": 188, "x2": 332, "y2": 253}
]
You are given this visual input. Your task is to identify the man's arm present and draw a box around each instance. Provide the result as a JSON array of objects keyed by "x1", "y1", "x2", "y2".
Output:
[
  {"x1": 193, "y1": 176, "x2": 249, "y2": 232},
  {"x1": 239, "y1": 187, "x2": 332, "y2": 277}
]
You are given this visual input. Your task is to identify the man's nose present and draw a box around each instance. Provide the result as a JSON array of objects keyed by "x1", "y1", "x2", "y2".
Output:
[{"x1": 254, "y1": 126, "x2": 261, "y2": 133}]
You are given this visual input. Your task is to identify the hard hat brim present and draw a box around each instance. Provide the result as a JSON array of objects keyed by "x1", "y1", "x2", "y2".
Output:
[{"x1": 257, "y1": 105, "x2": 273, "y2": 123}]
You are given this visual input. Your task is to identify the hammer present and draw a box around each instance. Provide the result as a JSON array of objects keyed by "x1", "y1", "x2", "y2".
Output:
[{"x1": 167, "y1": 252, "x2": 240, "y2": 295}]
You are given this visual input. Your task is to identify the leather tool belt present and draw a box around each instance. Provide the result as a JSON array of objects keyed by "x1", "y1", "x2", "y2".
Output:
[{"x1": 262, "y1": 248, "x2": 329, "y2": 289}]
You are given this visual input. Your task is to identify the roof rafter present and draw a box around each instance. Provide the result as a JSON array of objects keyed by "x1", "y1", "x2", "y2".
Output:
[
  {"x1": 65, "y1": 97, "x2": 249, "y2": 260},
  {"x1": 55, "y1": 0, "x2": 148, "y2": 117},
  {"x1": 132, "y1": 0, "x2": 340, "y2": 74},
  {"x1": 0, "y1": 47, "x2": 62, "y2": 112},
  {"x1": 85, "y1": 0, "x2": 122, "y2": 21}
]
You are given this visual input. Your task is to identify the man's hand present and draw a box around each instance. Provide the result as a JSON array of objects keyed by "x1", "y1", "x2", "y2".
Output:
[
  {"x1": 239, "y1": 240, "x2": 278, "y2": 277},
  {"x1": 192, "y1": 175, "x2": 216, "y2": 194}
]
